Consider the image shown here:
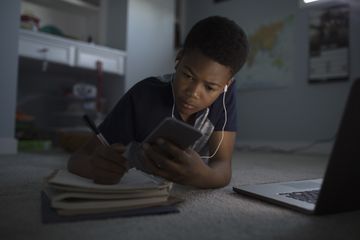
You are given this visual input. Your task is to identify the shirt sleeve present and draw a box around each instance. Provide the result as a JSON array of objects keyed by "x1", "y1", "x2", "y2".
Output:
[
  {"x1": 213, "y1": 80, "x2": 237, "y2": 132},
  {"x1": 98, "y1": 88, "x2": 136, "y2": 145}
]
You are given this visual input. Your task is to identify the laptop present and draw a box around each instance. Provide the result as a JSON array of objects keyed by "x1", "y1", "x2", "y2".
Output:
[{"x1": 233, "y1": 79, "x2": 360, "y2": 214}]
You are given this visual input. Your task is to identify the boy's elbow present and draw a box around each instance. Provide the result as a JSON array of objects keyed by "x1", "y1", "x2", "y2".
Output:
[
  {"x1": 219, "y1": 170, "x2": 232, "y2": 188},
  {"x1": 220, "y1": 174, "x2": 231, "y2": 188}
]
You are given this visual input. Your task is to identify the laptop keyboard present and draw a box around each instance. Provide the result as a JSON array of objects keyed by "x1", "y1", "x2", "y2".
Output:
[{"x1": 279, "y1": 189, "x2": 319, "y2": 204}]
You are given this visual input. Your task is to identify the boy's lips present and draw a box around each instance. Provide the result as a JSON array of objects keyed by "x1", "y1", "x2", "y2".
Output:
[{"x1": 179, "y1": 100, "x2": 196, "y2": 110}]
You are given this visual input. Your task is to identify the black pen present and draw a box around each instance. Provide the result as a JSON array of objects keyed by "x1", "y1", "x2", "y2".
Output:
[{"x1": 82, "y1": 114, "x2": 109, "y2": 146}]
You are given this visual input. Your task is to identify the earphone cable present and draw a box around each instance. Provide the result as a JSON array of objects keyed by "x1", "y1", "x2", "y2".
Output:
[{"x1": 200, "y1": 90, "x2": 227, "y2": 159}]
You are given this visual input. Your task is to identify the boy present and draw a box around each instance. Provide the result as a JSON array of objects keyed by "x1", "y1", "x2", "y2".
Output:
[{"x1": 68, "y1": 16, "x2": 248, "y2": 188}]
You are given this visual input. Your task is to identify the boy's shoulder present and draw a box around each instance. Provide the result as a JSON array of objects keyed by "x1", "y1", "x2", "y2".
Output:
[{"x1": 130, "y1": 74, "x2": 172, "y2": 93}]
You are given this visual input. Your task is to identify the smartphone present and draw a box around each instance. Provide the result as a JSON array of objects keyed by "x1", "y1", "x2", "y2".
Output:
[{"x1": 143, "y1": 117, "x2": 203, "y2": 149}]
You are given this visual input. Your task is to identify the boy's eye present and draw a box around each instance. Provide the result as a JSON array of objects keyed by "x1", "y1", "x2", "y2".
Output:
[
  {"x1": 183, "y1": 71, "x2": 192, "y2": 79},
  {"x1": 205, "y1": 85, "x2": 215, "y2": 91}
]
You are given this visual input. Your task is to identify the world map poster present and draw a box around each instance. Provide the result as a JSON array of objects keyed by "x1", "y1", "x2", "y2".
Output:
[{"x1": 237, "y1": 15, "x2": 294, "y2": 90}]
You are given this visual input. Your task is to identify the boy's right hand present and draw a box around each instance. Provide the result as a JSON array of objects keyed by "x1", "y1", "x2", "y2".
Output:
[{"x1": 90, "y1": 143, "x2": 129, "y2": 185}]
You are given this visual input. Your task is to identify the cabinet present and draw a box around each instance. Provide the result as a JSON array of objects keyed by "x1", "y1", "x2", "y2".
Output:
[
  {"x1": 19, "y1": 32, "x2": 76, "y2": 66},
  {"x1": 76, "y1": 45, "x2": 125, "y2": 75},
  {"x1": 19, "y1": 29, "x2": 126, "y2": 75},
  {"x1": 17, "y1": 29, "x2": 127, "y2": 151}
]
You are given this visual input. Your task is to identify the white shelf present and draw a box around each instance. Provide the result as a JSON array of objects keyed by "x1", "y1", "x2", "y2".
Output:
[
  {"x1": 19, "y1": 29, "x2": 126, "y2": 75},
  {"x1": 19, "y1": 30, "x2": 76, "y2": 66},
  {"x1": 23, "y1": 0, "x2": 100, "y2": 13}
]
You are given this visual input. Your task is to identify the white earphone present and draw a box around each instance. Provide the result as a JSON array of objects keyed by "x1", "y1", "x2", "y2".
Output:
[{"x1": 201, "y1": 84, "x2": 228, "y2": 159}]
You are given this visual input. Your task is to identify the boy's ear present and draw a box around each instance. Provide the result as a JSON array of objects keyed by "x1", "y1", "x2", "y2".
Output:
[
  {"x1": 224, "y1": 77, "x2": 234, "y2": 91},
  {"x1": 227, "y1": 77, "x2": 234, "y2": 86}
]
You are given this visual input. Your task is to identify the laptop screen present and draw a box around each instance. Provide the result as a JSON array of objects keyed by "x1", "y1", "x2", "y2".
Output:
[{"x1": 316, "y1": 78, "x2": 360, "y2": 214}]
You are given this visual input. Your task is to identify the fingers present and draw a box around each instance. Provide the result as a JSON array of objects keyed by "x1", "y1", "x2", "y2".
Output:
[
  {"x1": 91, "y1": 144, "x2": 129, "y2": 185},
  {"x1": 141, "y1": 143, "x2": 183, "y2": 182},
  {"x1": 142, "y1": 143, "x2": 165, "y2": 166},
  {"x1": 140, "y1": 148, "x2": 161, "y2": 174},
  {"x1": 111, "y1": 143, "x2": 126, "y2": 153},
  {"x1": 91, "y1": 155, "x2": 127, "y2": 174},
  {"x1": 95, "y1": 145, "x2": 128, "y2": 169},
  {"x1": 92, "y1": 167, "x2": 123, "y2": 185},
  {"x1": 152, "y1": 138, "x2": 189, "y2": 163}
]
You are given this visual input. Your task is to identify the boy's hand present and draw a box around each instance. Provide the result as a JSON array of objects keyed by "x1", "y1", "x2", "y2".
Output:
[
  {"x1": 141, "y1": 138, "x2": 206, "y2": 185},
  {"x1": 91, "y1": 143, "x2": 129, "y2": 185}
]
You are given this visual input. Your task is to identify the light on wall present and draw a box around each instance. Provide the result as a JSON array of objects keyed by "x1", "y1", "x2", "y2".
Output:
[
  {"x1": 299, "y1": 0, "x2": 348, "y2": 8},
  {"x1": 299, "y1": 0, "x2": 323, "y2": 7}
]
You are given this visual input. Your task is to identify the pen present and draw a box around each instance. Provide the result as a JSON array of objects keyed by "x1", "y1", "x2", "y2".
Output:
[{"x1": 82, "y1": 114, "x2": 109, "y2": 146}]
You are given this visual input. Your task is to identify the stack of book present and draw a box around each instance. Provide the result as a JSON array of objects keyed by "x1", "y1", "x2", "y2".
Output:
[{"x1": 42, "y1": 169, "x2": 177, "y2": 216}]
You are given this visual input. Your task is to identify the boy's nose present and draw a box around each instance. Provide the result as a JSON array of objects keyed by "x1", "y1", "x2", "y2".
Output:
[{"x1": 185, "y1": 83, "x2": 200, "y2": 98}]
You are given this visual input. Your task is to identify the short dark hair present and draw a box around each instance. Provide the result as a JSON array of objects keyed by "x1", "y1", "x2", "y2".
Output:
[{"x1": 183, "y1": 16, "x2": 249, "y2": 75}]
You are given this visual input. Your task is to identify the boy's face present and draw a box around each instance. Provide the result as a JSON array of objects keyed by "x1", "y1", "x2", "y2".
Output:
[{"x1": 173, "y1": 49, "x2": 233, "y2": 122}]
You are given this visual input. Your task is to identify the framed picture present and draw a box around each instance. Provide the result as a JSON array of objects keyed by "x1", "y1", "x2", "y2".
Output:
[{"x1": 308, "y1": 4, "x2": 350, "y2": 83}]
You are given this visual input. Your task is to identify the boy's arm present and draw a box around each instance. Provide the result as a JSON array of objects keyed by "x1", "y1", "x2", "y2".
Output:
[{"x1": 199, "y1": 131, "x2": 236, "y2": 187}]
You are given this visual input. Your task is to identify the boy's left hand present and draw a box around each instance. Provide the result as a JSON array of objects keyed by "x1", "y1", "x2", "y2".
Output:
[{"x1": 141, "y1": 138, "x2": 206, "y2": 185}]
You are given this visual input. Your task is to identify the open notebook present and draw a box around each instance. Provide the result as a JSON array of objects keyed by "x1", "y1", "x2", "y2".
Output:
[{"x1": 43, "y1": 169, "x2": 177, "y2": 216}]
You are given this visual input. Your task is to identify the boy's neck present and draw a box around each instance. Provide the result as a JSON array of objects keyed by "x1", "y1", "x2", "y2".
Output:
[{"x1": 179, "y1": 113, "x2": 196, "y2": 125}]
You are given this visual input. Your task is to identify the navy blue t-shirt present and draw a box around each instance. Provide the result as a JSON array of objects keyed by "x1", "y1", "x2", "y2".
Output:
[{"x1": 99, "y1": 74, "x2": 237, "y2": 153}]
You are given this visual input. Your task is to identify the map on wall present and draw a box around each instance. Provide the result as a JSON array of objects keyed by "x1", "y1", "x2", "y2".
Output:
[{"x1": 237, "y1": 15, "x2": 294, "y2": 90}]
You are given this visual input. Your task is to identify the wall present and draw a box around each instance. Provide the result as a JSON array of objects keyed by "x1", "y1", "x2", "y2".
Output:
[
  {"x1": 0, "y1": 0, "x2": 21, "y2": 154},
  {"x1": 103, "y1": 0, "x2": 127, "y2": 50},
  {"x1": 125, "y1": 0, "x2": 175, "y2": 91},
  {"x1": 184, "y1": 0, "x2": 360, "y2": 152}
]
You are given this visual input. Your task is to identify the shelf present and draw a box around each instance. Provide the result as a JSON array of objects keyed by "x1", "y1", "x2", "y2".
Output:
[
  {"x1": 62, "y1": 96, "x2": 97, "y2": 101},
  {"x1": 53, "y1": 111, "x2": 98, "y2": 117},
  {"x1": 19, "y1": 29, "x2": 126, "y2": 75},
  {"x1": 23, "y1": 0, "x2": 100, "y2": 14},
  {"x1": 76, "y1": 44, "x2": 125, "y2": 75},
  {"x1": 55, "y1": 126, "x2": 91, "y2": 132},
  {"x1": 19, "y1": 30, "x2": 76, "y2": 66}
]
